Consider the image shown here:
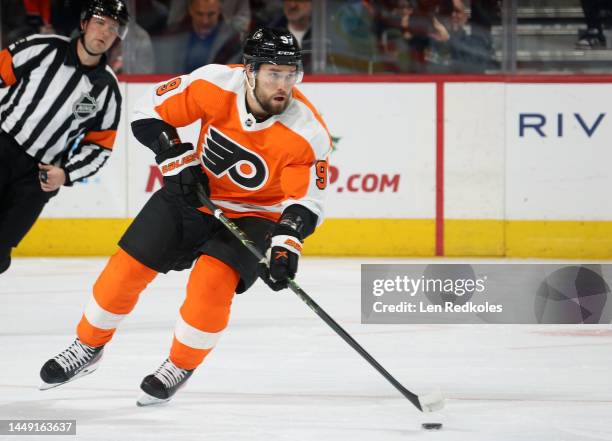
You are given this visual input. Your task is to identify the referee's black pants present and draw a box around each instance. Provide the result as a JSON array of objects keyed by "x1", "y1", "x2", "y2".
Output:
[{"x1": 0, "y1": 132, "x2": 58, "y2": 274}]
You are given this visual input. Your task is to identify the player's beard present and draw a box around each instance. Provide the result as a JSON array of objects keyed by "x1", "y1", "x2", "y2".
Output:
[{"x1": 254, "y1": 83, "x2": 291, "y2": 116}]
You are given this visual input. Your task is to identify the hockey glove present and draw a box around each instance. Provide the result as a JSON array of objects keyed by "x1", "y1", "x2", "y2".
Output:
[
  {"x1": 155, "y1": 142, "x2": 209, "y2": 207},
  {"x1": 258, "y1": 221, "x2": 303, "y2": 291}
]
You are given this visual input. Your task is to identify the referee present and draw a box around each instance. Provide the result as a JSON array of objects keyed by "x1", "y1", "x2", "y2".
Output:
[{"x1": 0, "y1": 0, "x2": 128, "y2": 274}]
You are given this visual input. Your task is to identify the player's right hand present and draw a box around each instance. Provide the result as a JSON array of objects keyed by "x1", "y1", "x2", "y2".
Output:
[
  {"x1": 155, "y1": 142, "x2": 209, "y2": 206},
  {"x1": 257, "y1": 227, "x2": 303, "y2": 291}
]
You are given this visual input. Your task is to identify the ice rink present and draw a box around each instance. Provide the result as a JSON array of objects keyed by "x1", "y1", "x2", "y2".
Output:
[{"x1": 1, "y1": 257, "x2": 611, "y2": 441}]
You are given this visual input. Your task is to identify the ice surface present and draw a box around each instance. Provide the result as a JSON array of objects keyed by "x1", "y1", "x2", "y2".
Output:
[{"x1": 1, "y1": 257, "x2": 611, "y2": 441}]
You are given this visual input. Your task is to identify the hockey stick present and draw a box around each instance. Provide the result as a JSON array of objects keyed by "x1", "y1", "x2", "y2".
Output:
[{"x1": 194, "y1": 184, "x2": 444, "y2": 413}]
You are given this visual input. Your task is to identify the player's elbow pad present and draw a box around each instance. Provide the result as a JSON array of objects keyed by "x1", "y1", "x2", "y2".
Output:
[{"x1": 131, "y1": 118, "x2": 180, "y2": 155}]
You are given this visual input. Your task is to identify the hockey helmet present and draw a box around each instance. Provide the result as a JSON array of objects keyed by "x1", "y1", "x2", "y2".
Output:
[
  {"x1": 81, "y1": 0, "x2": 130, "y2": 40},
  {"x1": 243, "y1": 28, "x2": 304, "y2": 83}
]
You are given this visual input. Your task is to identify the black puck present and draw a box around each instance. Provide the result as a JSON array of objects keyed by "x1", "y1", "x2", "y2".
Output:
[{"x1": 422, "y1": 423, "x2": 443, "y2": 430}]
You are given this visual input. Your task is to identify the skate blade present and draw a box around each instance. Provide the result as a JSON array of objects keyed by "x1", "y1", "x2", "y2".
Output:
[
  {"x1": 136, "y1": 391, "x2": 171, "y2": 407},
  {"x1": 39, "y1": 358, "x2": 102, "y2": 391}
]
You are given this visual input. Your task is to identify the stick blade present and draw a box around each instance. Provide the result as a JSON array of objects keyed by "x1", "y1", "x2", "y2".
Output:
[{"x1": 418, "y1": 388, "x2": 445, "y2": 413}]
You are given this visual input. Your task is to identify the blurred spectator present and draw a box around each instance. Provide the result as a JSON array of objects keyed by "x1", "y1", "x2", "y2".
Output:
[
  {"x1": 469, "y1": 0, "x2": 499, "y2": 66},
  {"x1": 1, "y1": 0, "x2": 30, "y2": 47},
  {"x1": 271, "y1": 0, "x2": 313, "y2": 72},
  {"x1": 576, "y1": 0, "x2": 608, "y2": 48},
  {"x1": 153, "y1": 0, "x2": 242, "y2": 74},
  {"x1": 325, "y1": 0, "x2": 379, "y2": 73},
  {"x1": 167, "y1": 0, "x2": 252, "y2": 36},
  {"x1": 367, "y1": 0, "x2": 449, "y2": 72},
  {"x1": 108, "y1": 21, "x2": 155, "y2": 74},
  {"x1": 134, "y1": 0, "x2": 169, "y2": 35},
  {"x1": 437, "y1": 0, "x2": 497, "y2": 72},
  {"x1": 23, "y1": 0, "x2": 55, "y2": 34},
  {"x1": 50, "y1": 0, "x2": 82, "y2": 37},
  {"x1": 250, "y1": 0, "x2": 284, "y2": 30}
]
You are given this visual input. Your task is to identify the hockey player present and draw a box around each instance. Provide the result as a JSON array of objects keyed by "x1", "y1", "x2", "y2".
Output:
[
  {"x1": 39, "y1": 27, "x2": 331, "y2": 406},
  {"x1": 0, "y1": 0, "x2": 127, "y2": 275}
]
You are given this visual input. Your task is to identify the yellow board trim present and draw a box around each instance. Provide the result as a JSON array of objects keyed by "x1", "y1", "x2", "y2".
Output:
[
  {"x1": 445, "y1": 219, "x2": 612, "y2": 259},
  {"x1": 445, "y1": 219, "x2": 505, "y2": 257},
  {"x1": 15, "y1": 219, "x2": 132, "y2": 257},
  {"x1": 15, "y1": 218, "x2": 435, "y2": 257},
  {"x1": 13, "y1": 218, "x2": 612, "y2": 259},
  {"x1": 305, "y1": 219, "x2": 435, "y2": 256},
  {"x1": 506, "y1": 220, "x2": 612, "y2": 259}
]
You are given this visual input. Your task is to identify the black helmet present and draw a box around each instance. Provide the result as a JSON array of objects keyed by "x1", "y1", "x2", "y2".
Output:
[
  {"x1": 243, "y1": 27, "x2": 303, "y2": 68},
  {"x1": 81, "y1": 0, "x2": 130, "y2": 39}
]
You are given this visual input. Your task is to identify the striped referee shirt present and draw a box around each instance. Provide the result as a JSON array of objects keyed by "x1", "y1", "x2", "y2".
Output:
[{"x1": 0, "y1": 34, "x2": 121, "y2": 184}]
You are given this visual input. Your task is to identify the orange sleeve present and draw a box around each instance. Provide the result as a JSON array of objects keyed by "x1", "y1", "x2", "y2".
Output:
[
  {"x1": 82, "y1": 129, "x2": 117, "y2": 150},
  {"x1": 153, "y1": 79, "x2": 214, "y2": 128},
  {"x1": 0, "y1": 49, "x2": 17, "y2": 87}
]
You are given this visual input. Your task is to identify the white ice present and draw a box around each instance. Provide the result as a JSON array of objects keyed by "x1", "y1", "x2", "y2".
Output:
[{"x1": 1, "y1": 257, "x2": 611, "y2": 441}]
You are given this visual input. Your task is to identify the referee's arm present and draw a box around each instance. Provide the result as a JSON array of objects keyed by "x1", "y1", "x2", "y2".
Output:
[
  {"x1": 0, "y1": 49, "x2": 17, "y2": 88},
  {"x1": 63, "y1": 87, "x2": 122, "y2": 185},
  {"x1": 0, "y1": 36, "x2": 55, "y2": 88}
]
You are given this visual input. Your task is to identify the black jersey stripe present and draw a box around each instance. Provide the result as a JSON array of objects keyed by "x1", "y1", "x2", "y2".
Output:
[
  {"x1": 71, "y1": 153, "x2": 110, "y2": 182},
  {"x1": 0, "y1": 75, "x2": 30, "y2": 124},
  {"x1": 0, "y1": 45, "x2": 54, "y2": 122},
  {"x1": 0, "y1": 78, "x2": 18, "y2": 107},
  {"x1": 13, "y1": 44, "x2": 56, "y2": 79},
  {"x1": 64, "y1": 145, "x2": 106, "y2": 178},
  {"x1": 47, "y1": 118, "x2": 79, "y2": 164},
  {"x1": 24, "y1": 69, "x2": 83, "y2": 154},
  {"x1": 107, "y1": 81, "x2": 122, "y2": 128},
  {"x1": 8, "y1": 47, "x2": 65, "y2": 140},
  {"x1": 45, "y1": 84, "x2": 107, "y2": 164}
]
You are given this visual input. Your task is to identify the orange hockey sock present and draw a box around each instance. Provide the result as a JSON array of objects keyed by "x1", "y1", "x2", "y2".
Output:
[
  {"x1": 169, "y1": 255, "x2": 239, "y2": 370},
  {"x1": 77, "y1": 248, "x2": 157, "y2": 347}
]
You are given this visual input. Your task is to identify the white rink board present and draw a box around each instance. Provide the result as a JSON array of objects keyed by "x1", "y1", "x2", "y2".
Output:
[
  {"x1": 298, "y1": 83, "x2": 436, "y2": 218},
  {"x1": 40, "y1": 83, "x2": 129, "y2": 218},
  {"x1": 444, "y1": 83, "x2": 505, "y2": 219},
  {"x1": 127, "y1": 82, "x2": 436, "y2": 218},
  {"x1": 505, "y1": 84, "x2": 612, "y2": 220}
]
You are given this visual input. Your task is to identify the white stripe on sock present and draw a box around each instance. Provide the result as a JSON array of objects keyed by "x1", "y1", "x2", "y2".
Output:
[
  {"x1": 84, "y1": 297, "x2": 126, "y2": 330},
  {"x1": 174, "y1": 315, "x2": 223, "y2": 350}
]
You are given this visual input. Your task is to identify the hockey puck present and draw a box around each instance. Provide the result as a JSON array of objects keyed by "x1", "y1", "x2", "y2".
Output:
[{"x1": 421, "y1": 423, "x2": 443, "y2": 430}]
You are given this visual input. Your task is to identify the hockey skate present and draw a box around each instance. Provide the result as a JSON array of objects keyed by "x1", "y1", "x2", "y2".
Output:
[
  {"x1": 137, "y1": 358, "x2": 193, "y2": 407},
  {"x1": 39, "y1": 339, "x2": 104, "y2": 390}
]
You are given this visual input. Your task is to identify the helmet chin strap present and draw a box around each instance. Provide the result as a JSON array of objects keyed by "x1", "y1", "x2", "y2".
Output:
[{"x1": 79, "y1": 33, "x2": 104, "y2": 57}]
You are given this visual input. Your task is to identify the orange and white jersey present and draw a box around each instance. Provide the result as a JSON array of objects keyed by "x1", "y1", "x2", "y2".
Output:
[{"x1": 133, "y1": 64, "x2": 331, "y2": 224}]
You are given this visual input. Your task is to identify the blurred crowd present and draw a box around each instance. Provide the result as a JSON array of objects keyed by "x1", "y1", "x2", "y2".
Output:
[{"x1": 1, "y1": 0, "x2": 504, "y2": 74}]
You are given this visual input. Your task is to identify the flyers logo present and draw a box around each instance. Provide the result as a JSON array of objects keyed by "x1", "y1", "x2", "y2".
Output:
[{"x1": 202, "y1": 126, "x2": 269, "y2": 190}]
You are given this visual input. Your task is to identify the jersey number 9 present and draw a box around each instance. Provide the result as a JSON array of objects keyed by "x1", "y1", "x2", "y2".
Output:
[{"x1": 315, "y1": 160, "x2": 328, "y2": 190}]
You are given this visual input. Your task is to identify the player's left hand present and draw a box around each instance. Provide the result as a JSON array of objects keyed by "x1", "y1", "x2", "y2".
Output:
[
  {"x1": 38, "y1": 164, "x2": 66, "y2": 192},
  {"x1": 258, "y1": 227, "x2": 303, "y2": 291}
]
